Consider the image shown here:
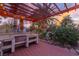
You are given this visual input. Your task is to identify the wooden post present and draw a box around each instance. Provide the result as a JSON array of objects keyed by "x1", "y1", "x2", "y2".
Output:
[
  {"x1": 20, "y1": 18, "x2": 24, "y2": 32},
  {"x1": 11, "y1": 37, "x2": 15, "y2": 52},
  {"x1": 0, "y1": 41, "x2": 3, "y2": 56},
  {"x1": 36, "y1": 34, "x2": 39, "y2": 44},
  {"x1": 26, "y1": 36, "x2": 29, "y2": 47}
]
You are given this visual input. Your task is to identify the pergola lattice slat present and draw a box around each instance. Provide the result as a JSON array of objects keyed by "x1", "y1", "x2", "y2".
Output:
[{"x1": 0, "y1": 3, "x2": 79, "y2": 22}]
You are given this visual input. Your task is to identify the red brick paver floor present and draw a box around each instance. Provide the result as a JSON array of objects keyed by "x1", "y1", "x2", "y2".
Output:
[{"x1": 9, "y1": 41, "x2": 78, "y2": 56}]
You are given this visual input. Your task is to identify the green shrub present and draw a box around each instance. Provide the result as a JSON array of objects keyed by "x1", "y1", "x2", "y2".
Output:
[
  {"x1": 54, "y1": 26, "x2": 79, "y2": 47},
  {"x1": 53, "y1": 15, "x2": 79, "y2": 48}
]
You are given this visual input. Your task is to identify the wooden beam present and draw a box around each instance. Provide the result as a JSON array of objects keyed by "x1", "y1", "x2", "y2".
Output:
[
  {"x1": 4, "y1": 3, "x2": 42, "y2": 16},
  {"x1": 43, "y1": 3, "x2": 55, "y2": 14},
  {"x1": 44, "y1": 4, "x2": 79, "y2": 20},
  {"x1": 2, "y1": 3, "x2": 79, "y2": 22},
  {"x1": 22, "y1": 4, "x2": 52, "y2": 18},
  {"x1": 3, "y1": 4, "x2": 33, "y2": 15},
  {"x1": 75, "y1": 3, "x2": 77, "y2": 11},
  {"x1": 64, "y1": 3, "x2": 69, "y2": 13},
  {"x1": 32, "y1": 3, "x2": 52, "y2": 18},
  {"x1": 34, "y1": 4, "x2": 79, "y2": 22},
  {"x1": 53, "y1": 3, "x2": 61, "y2": 12},
  {"x1": 64, "y1": 3, "x2": 68, "y2": 10},
  {"x1": 32, "y1": 3, "x2": 42, "y2": 9},
  {"x1": 20, "y1": 3, "x2": 37, "y2": 10},
  {"x1": 3, "y1": 4, "x2": 34, "y2": 17}
]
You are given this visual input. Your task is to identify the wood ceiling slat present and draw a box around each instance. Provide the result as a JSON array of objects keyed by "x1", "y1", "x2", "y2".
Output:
[
  {"x1": 3, "y1": 4, "x2": 32, "y2": 16},
  {"x1": 21, "y1": 3, "x2": 52, "y2": 19},
  {"x1": 43, "y1": 3, "x2": 55, "y2": 14},
  {"x1": 4, "y1": 4, "x2": 41, "y2": 16},
  {"x1": 53, "y1": 3, "x2": 61, "y2": 12},
  {"x1": 1, "y1": 3, "x2": 79, "y2": 22},
  {"x1": 18, "y1": 4, "x2": 43, "y2": 17},
  {"x1": 18, "y1": 3, "x2": 44, "y2": 18},
  {"x1": 31, "y1": 3, "x2": 51, "y2": 17},
  {"x1": 64, "y1": 3, "x2": 68, "y2": 10},
  {"x1": 47, "y1": 4, "x2": 79, "y2": 19}
]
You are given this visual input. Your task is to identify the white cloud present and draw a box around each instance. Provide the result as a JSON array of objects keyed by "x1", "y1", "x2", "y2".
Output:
[{"x1": 70, "y1": 9, "x2": 79, "y2": 21}]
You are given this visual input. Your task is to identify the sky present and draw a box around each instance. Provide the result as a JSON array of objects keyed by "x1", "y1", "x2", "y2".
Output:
[{"x1": 70, "y1": 9, "x2": 79, "y2": 24}]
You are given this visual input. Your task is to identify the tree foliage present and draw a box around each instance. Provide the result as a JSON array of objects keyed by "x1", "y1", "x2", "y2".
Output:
[{"x1": 53, "y1": 15, "x2": 79, "y2": 48}]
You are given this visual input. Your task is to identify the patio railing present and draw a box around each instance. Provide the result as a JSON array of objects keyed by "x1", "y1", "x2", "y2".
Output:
[{"x1": 0, "y1": 32, "x2": 39, "y2": 56}]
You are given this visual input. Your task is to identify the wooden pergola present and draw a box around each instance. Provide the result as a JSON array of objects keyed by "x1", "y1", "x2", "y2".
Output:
[{"x1": 0, "y1": 3, "x2": 79, "y2": 31}]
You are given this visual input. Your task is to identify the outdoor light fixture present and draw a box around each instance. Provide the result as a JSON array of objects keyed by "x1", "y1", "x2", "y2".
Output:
[{"x1": 20, "y1": 16, "x2": 25, "y2": 19}]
